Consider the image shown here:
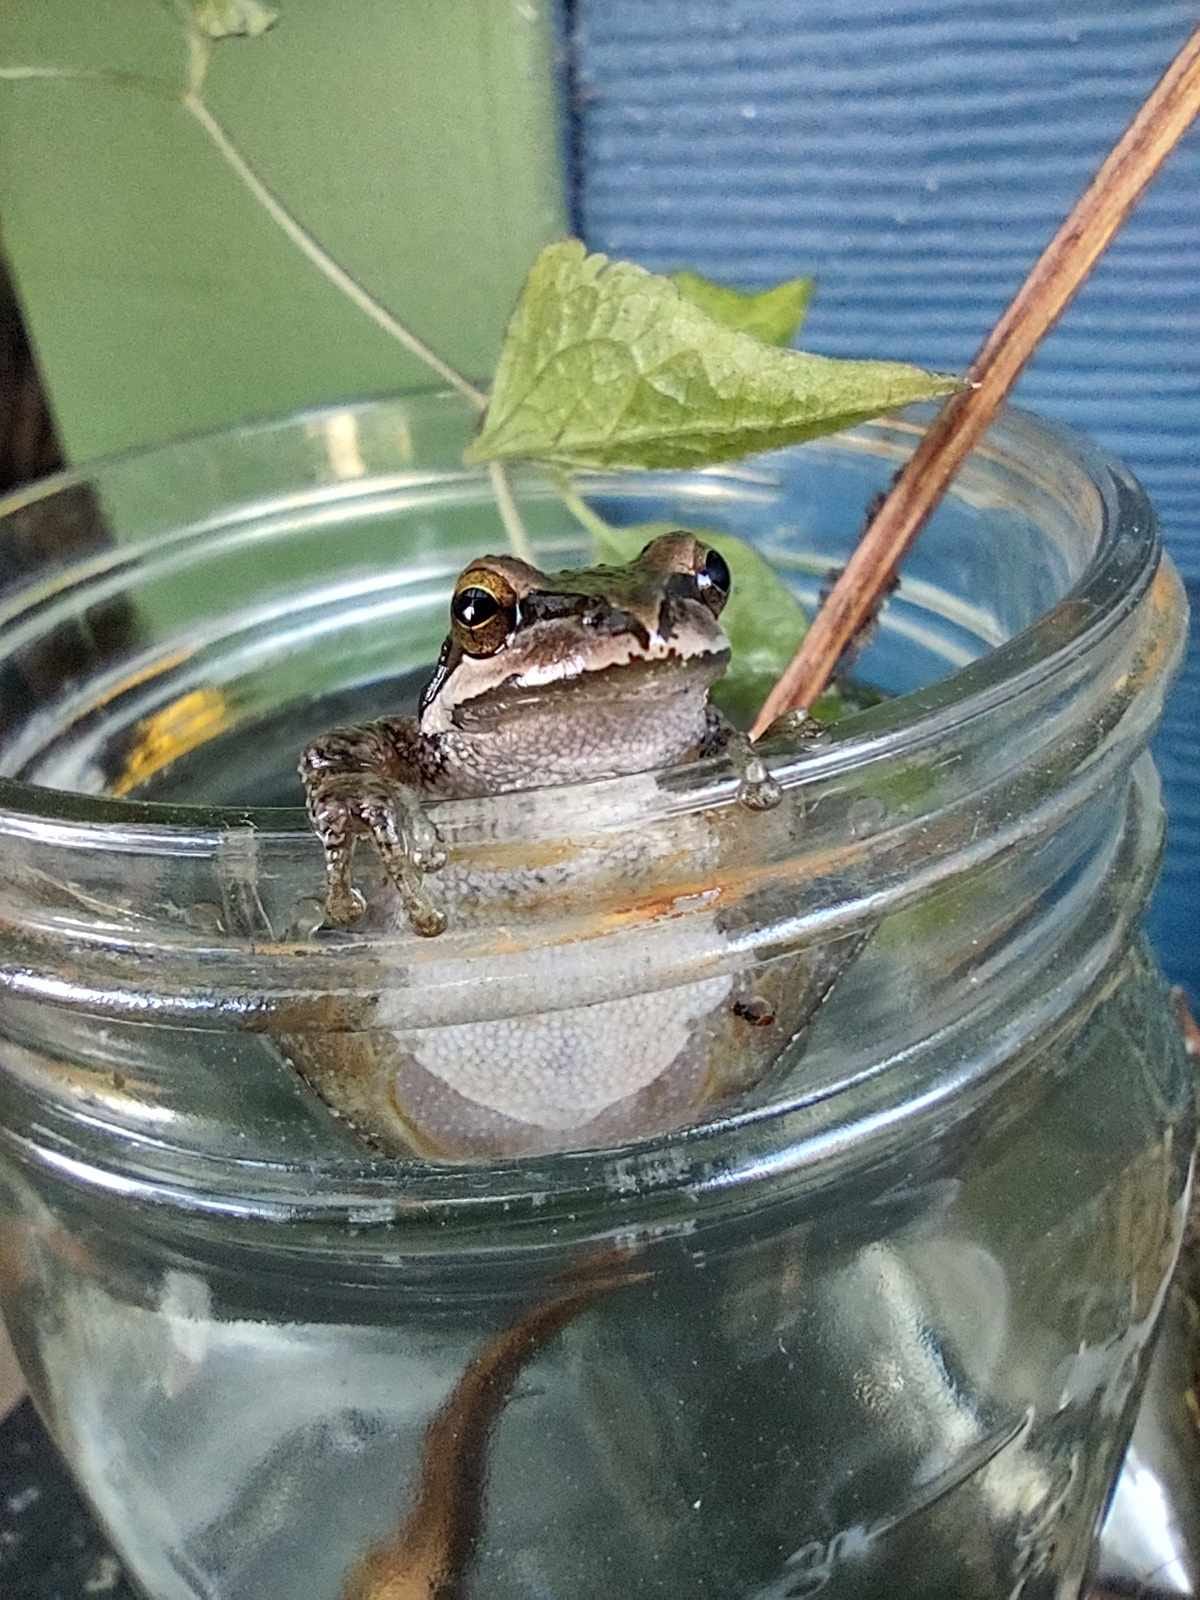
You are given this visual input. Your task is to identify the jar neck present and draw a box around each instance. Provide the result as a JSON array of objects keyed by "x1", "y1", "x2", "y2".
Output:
[{"x1": 0, "y1": 558, "x2": 1181, "y2": 1033}]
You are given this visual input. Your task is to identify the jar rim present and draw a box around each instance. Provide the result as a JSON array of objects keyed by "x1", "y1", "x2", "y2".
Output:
[
  {"x1": 0, "y1": 392, "x2": 1165, "y2": 841},
  {"x1": 0, "y1": 392, "x2": 1186, "y2": 1236}
]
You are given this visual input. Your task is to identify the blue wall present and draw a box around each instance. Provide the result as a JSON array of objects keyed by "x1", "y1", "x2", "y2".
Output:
[{"x1": 571, "y1": 1, "x2": 1199, "y2": 998}]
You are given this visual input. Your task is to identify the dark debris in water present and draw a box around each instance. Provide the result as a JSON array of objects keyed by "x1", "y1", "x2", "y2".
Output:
[{"x1": 0, "y1": 1400, "x2": 136, "y2": 1600}]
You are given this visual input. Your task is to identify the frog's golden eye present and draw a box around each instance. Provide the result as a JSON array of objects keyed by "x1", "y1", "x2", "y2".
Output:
[
  {"x1": 450, "y1": 569, "x2": 516, "y2": 656},
  {"x1": 695, "y1": 546, "x2": 731, "y2": 615}
]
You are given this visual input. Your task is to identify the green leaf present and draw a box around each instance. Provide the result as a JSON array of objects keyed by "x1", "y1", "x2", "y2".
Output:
[
  {"x1": 466, "y1": 240, "x2": 961, "y2": 472},
  {"x1": 192, "y1": 0, "x2": 279, "y2": 38},
  {"x1": 670, "y1": 270, "x2": 814, "y2": 347},
  {"x1": 585, "y1": 519, "x2": 817, "y2": 728}
]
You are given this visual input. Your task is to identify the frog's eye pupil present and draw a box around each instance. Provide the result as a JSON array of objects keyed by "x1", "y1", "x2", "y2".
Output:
[
  {"x1": 698, "y1": 548, "x2": 731, "y2": 596},
  {"x1": 453, "y1": 587, "x2": 501, "y2": 628}
]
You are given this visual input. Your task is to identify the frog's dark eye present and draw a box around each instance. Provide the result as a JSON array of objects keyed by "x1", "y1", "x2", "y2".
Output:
[
  {"x1": 695, "y1": 547, "x2": 731, "y2": 613},
  {"x1": 452, "y1": 587, "x2": 501, "y2": 628},
  {"x1": 450, "y1": 570, "x2": 517, "y2": 656}
]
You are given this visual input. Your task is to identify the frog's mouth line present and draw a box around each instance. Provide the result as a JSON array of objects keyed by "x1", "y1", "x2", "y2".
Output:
[
  {"x1": 446, "y1": 648, "x2": 731, "y2": 729},
  {"x1": 509, "y1": 628, "x2": 730, "y2": 691}
]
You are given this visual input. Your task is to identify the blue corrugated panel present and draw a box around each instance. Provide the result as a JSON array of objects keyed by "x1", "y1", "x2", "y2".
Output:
[{"x1": 571, "y1": 0, "x2": 1200, "y2": 997}]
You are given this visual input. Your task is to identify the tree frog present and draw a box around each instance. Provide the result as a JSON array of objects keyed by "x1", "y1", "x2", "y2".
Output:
[
  {"x1": 299, "y1": 530, "x2": 779, "y2": 937},
  {"x1": 291, "y1": 531, "x2": 849, "y2": 1160}
]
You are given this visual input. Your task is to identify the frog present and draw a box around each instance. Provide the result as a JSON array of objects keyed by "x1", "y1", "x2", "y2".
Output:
[
  {"x1": 288, "y1": 530, "x2": 855, "y2": 1161},
  {"x1": 299, "y1": 530, "x2": 781, "y2": 938}
]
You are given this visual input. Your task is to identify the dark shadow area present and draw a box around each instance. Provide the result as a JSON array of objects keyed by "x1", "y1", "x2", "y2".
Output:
[{"x1": 0, "y1": 1399, "x2": 135, "y2": 1600}]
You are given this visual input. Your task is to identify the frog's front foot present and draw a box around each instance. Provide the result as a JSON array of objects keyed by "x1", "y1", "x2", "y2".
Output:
[
  {"x1": 759, "y1": 708, "x2": 830, "y2": 747},
  {"x1": 303, "y1": 771, "x2": 447, "y2": 937},
  {"x1": 699, "y1": 706, "x2": 785, "y2": 812},
  {"x1": 732, "y1": 711, "x2": 830, "y2": 812},
  {"x1": 734, "y1": 750, "x2": 783, "y2": 812}
]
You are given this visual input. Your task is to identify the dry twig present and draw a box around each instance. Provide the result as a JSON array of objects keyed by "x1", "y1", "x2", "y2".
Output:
[{"x1": 752, "y1": 25, "x2": 1200, "y2": 737}]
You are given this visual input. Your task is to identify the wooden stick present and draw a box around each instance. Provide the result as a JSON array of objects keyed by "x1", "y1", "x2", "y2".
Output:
[{"x1": 751, "y1": 24, "x2": 1200, "y2": 739}]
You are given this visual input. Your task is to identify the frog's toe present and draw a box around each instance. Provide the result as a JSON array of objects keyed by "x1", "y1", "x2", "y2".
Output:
[
  {"x1": 325, "y1": 884, "x2": 366, "y2": 927},
  {"x1": 409, "y1": 901, "x2": 448, "y2": 938},
  {"x1": 356, "y1": 794, "x2": 447, "y2": 935},
  {"x1": 406, "y1": 810, "x2": 447, "y2": 872},
  {"x1": 379, "y1": 852, "x2": 448, "y2": 938},
  {"x1": 306, "y1": 774, "x2": 448, "y2": 935},
  {"x1": 736, "y1": 755, "x2": 783, "y2": 812}
]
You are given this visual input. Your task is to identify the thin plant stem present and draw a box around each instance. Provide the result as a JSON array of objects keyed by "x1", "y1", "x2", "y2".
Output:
[
  {"x1": 0, "y1": 64, "x2": 176, "y2": 100},
  {"x1": 0, "y1": 51, "x2": 547, "y2": 559},
  {"x1": 186, "y1": 31, "x2": 211, "y2": 96},
  {"x1": 554, "y1": 475, "x2": 617, "y2": 546},
  {"x1": 181, "y1": 92, "x2": 489, "y2": 411},
  {"x1": 488, "y1": 461, "x2": 535, "y2": 565},
  {"x1": 751, "y1": 22, "x2": 1200, "y2": 739},
  {"x1": 182, "y1": 88, "x2": 551, "y2": 562},
  {"x1": 0, "y1": 56, "x2": 488, "y2": 409}
]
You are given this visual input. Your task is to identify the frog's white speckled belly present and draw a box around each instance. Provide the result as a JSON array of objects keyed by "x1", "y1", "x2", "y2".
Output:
[
  {"x1": 401, "y1": 973, "x2": 733, "y2": 1130},
  {"x1": 277, "y1": 799, "x2": 850, "y2": 1160}
]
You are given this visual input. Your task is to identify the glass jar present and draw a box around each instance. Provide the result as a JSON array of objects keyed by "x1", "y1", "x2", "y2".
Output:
[{"x1": 0, "y1": 393, "x2": 1191, "y2": 1600}]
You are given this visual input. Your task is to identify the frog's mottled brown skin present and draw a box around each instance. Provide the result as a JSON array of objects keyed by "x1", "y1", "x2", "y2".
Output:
[
  {"x1": 287, "y1": 533, "x2": 846, "y2": 1161},
  {"x1": 299, "y1": 533, "x2": 757, "y2": 936}
]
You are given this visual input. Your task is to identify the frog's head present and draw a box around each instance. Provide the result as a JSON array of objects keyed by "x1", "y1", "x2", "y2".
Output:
[{"x1": 418, "y1": 532, "x2": 732, "y2": 756}]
